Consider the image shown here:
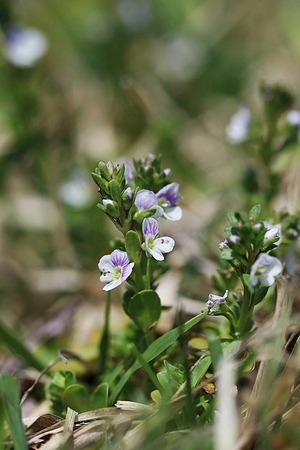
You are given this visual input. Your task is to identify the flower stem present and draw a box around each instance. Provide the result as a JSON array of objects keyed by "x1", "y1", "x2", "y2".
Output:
[
  {"x1": 99, "y1": 290, "x2": 111, "y2": 375},
  {"x1": 146, "y1": 257, "x2": 151, "y2": 289},
  {"x1": 238, "y1": 282, "x2": 253, "y2": 336}
]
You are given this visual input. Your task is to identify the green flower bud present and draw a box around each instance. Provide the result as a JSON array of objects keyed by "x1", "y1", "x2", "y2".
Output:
[
  {"x1": 103, "y1": 199, "x2": 120, "y2": 219},
  {"x1": 98, "y1": 161, "x2": 113, "y2": 181}
]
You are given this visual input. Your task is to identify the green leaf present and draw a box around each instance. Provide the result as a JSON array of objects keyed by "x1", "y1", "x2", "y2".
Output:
[
  {"x1": 110, "y1": 310, "x2": 208, "y2": 404},
  {"x1": 122, "y1": 289, "x2": 134, "y2": 317},
  {"x1": 227, "y1": 212, "x2": 239, "y2": 225},
  {"x1": 133, "y1": 208, "x2": 157, "y2": 223},
  {"x1": 188, "y1": 336, "x2": 209, "y2": 351},
  {"x1": 208, "y1": 335, "x2": 223, "y2": 372},
  {"x1": 62, "y1": 384, "x2": 89, "y2": 413},
  {"x1": 150, "y1": 389, "x2": 162, "y2": 404},
  {"x1": 222, "y1": 340, "x2": 242, "y2": 358},
  {"x1": 91, "y1": 383, "x2": 109, "y2": 409},
  {"x1": 105, "y1": 200, "x2": 120, "y2": 219},
  {"x1": 157, "y1": 361, "x2": 184, "y2": 397},
  {"x1": 220, "y1": 248, "x2": 233, "y2": 261},
  {"x1": 191, "y1": 356, "x2": 212, "y2": 388},
  {"x1": 108, "y1": 179, "x2": 122, "y2": 204},
  {"x1": 127, "y1": 289, "x2": 161, "y2": 332},
  {"x1": 125, "y1": 230, "x2": 141, "y2": 264},
  {"x1": 0, "y1": 319, "x2": 44, "y2": 371},
  {"x1": 91, "y1": 171, "x2": 109, "y2": 193},
  {"x1": 0, "y1": 373, "x2": 27, "y2": 450},
  {"x1": 253, "y1": 286, "x2": 269, "y2": 305},
  {"x1": 249, "y1": 204, "x2": 261, "y2": 222},
  {"x1": 237, "y1": 352, "x2": 256, "y2": 377}
]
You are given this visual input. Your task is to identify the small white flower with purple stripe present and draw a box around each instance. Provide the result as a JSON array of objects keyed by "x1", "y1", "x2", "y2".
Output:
[
  {"x1": 156, "y1": 183, "x2": 182, "y2": 221},
  {"x1": 207, "y1": 290, "x2": 228, "y2": 308},
  {"x1": 142, "y1": 218, "x2": 175, "y2": 261},
  {"x1": 98, "y1": 250, "x2": 134, "y2": 291},
  {"x1": 250, "y1": 253, "x2": 283, "y2": 287}
]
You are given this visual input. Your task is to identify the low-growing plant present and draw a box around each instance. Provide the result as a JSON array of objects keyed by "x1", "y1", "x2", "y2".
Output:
[{"x1": 1, "y1": 84, "x2": 300, "y2": 450}]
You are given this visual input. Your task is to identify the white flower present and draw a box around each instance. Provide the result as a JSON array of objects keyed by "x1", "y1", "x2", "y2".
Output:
[
  {"x1": 226, "y1": 106, "x2": 251, "y2": 144},
  {"x1": 59, "y1": 169, "x2": 93, "y2": 208},
  {"x1": 98, "y1": 250, "x2": 134, "y2": 291},
  {"x1": 142, "y1": 218, "x2": 175, "y2": 261},
  {"x1": 4, "y1": 26, "x2": 48, "y2": 68},
  {"x1": 263, "y1": 222, "x2": 282, "y2": 247},
  {"x1": 250, "y1": 253, "x2": 283, "y2": 287}
]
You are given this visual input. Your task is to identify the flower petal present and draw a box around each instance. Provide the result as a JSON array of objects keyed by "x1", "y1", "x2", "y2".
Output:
[
  {"x1": 163, "y1": 206, "x2": 182, "y2": 221},
  {"x1": 154, "y1": 237, "x2": 175, "y2": 254},
  {"x1": 156, "y1": 183, "x2": 180, "y2": 205},
  {"x1": 110, "y1": 249, "x2": 130, "y2": 268},
  {"x1": 121, "y1": 262, "x2": 135, "y2": 282},
  {"x1": 147, "y1": 247, "x2": 164, "y2": 261},
  {"x1": 98, "y1": 254, "x2": 115, "y2": 272},
  {"x1": 142, "y1": 218, "x2": 159, "y2": 238},
  {"x1": 135, "y1": 189, "x2": 158, "y2": 210},
  {"x1": 103, "y1": 278, "x2": 123, "y2": 291},
  {"x1": 100, "y1": 272, "x2": 114, "y2": 283}
]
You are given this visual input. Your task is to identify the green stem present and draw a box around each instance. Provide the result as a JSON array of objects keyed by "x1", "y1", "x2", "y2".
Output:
[
  {"x1": 238, "y1": 282, "x2": 253, "y2": 336},
  {"x1": 134, "y1": 262, "x2": 145, "y2": 291},
  {"x1": 146, "y1": 257, "x2": 151, "y2": 289},
  {"x1": 99, "y1": 291, "x2": 111, "y2": 375}
]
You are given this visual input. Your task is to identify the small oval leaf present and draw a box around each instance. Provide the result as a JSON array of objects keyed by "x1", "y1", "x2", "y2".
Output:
[
  {"x1": 128, "y1": 289, "x2": 161, "y2": 332},
  {"x1": 125, "y1": 231, "x2": 141, "y2": 264}
]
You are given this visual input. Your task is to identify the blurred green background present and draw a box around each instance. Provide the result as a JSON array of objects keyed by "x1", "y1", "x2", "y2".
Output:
[{"x1": 1, "y1": 0, "x2": 300, "y2": 364}]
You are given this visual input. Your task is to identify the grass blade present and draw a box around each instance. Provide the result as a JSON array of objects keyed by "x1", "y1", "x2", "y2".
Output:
[
  {"x1": 0, "y1": 373, "x2": 27, "y2": 450},
  {"x1": 0, "y1": 318, "x2": 44, "y2": 371}
]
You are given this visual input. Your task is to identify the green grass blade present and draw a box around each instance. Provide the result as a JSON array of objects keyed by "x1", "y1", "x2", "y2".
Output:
[
  {"x1": 110, "y1": 310, "x2": 208, "y2": 403},
  {"x1": 0, "y1": 319, "x2": 44, "y2": 371},
  {"x1": 0, "y1": 373, "x2": 27, "y2": 450}
]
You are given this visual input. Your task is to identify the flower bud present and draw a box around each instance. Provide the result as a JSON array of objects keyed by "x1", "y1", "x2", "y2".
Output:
[
  {"x1": 98, "y1": 161, "x2": 113, "y2": 181},
  {"x1": 103, "y1": 199, "x2": 120, "y2": 219}
]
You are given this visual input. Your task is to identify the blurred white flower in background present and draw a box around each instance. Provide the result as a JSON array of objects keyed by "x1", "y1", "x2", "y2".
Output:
[
  {"x1": 156, "y1": 35, "x2": 206, "y2": 83},
  {"x1": 286, "y1": 110, "x2": 300, "y2": 127},
  {"x1": 226, "y1": 105, "x2": 251, "y2": 144},
  {"x1": 3, "y1": 26, "x2": 48, "y2": 68},
  {"x1": 59, "y1": 169, "x2": 94, "y2": 208},
  {"x1": 286, "y1": 110, "x2": 300, "y2": 140},
  {"x1": 116, "y1": 0, "x2": 152, "y2": 32}
]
